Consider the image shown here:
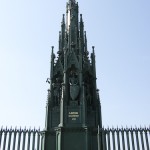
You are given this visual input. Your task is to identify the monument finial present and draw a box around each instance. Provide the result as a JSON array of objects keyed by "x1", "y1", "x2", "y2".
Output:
[
  {"x1": 70, "y1": 0, "x2": 76, "y2": 2},
  {"x1": 69, "y1": 0, "x2": 76, "y2": 5},
  {"x1": 62, "y1": 14, "x2": 65, "y2": 24}
]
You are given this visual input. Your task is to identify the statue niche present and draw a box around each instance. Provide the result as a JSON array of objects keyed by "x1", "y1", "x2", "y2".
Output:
[
  {"x1": 52, "y1": 77, "x2": 62, "y2": 106},
  {"x1": 84, "y1": 72, "x2": 93, "y2": 106},
  {"x1": 69, "y1": 69, "x2": 79, "y2": 101},
  {"x1": 86, "y1": 84, "x2": 92, "y2": 105}
]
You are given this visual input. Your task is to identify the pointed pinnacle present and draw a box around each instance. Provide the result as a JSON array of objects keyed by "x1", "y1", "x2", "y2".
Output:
[
  {"x1": 92, "y1": 46, "x2": 95, "y2": 54},
  {"x1": 51, "y1": 46, "x2": 54, "y2": 54},
  {"x1": 51, "y1": 46, "x2": 54, "y2": 51},
  {"x1": 62, "y1": 14, "x2": 65, "y2": 23},
  {"x1": 70, "y1": 0, "x2": 76, "y2": 4},
  {"x1": 80, "y1": 14, "x2": 83, "y2": 22}
]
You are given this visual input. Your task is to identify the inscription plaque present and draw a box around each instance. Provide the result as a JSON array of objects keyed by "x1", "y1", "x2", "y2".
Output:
[
  {"x1": 68, "y1": 112, "x2": 79, "y2": 120},
  {"x1": 67, "y1": 108, "x2": 81, "y2": 124}
]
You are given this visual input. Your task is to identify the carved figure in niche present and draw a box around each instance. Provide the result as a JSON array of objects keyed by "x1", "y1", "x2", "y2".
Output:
[
  {"x1": 86, "y1": 84, "x2": 92, "y2": 105},
  {"x1": 69, "y1": 70, "x2": 79, "y2": 101},
  {"x1": 53, "y1": 77, "x2": 61, "y2": 106},
  {"x1": 84, "y1": 73, "x2": 92, "y2": 105},
  {"x1": 69, "y1": 70, "x2": 78, "y2": 85}
]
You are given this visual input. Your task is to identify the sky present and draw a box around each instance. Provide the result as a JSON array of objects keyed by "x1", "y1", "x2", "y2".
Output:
[{"x1": 0, "y1": 0, "x2": 150, "y2": 129}]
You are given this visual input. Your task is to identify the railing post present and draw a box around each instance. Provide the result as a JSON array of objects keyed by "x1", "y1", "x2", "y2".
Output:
[
  {"x1": 102, "y1": 128, "x2": 107, "y2": 150},
  {"x1": 104, "y1": 129, "x2": 107, "y2": 150},
  {"x1": 107, "y1": 129, "x2": 111, "y2": 150},
  {"x1": 27, "y1": 129, "x2": 31, "y2": 150},
  {"x1": 0, "y1": 127, "x2": 3, "y2": 149},
  {"x1": 32, "y1": 129, "x2": 36, "y2": 150},
  {"x1": 140, "y1": 129, "x2": 145, "y2": 150},
  {"x1": 130, "y1": 129, "x2": 135, "y2": 150},
  {"x1": 17, "y1": 128, "x2": 22, "y2": 150},
  {"x1": 37, "y1": 131, "x2": 40, "y2": 150},
  {"x1": 135, "y1": 129, "x2": 140, "y2": 150},
  {"x1": 121, "y1": 128, "x2": 125, "y2": 150},
  {"x1": 13, "y1": 128, "x2": 17, "y2": 150},
  {"x1": 22, "y1": 128, "x2": 27, "y2": 150},
  {"x1": 116, "y1": 128, "x2": 120, "y2": 150},
  {"x1": 112, "y1": 128, "x2": 116, "y2": 150},
  {"x1": 126, "y1": 128, "x2": 130, "y2": 150},
  {"x1": 3, "y1": 128, "x2": 8, "y2": 150},
  {"x1": 7, "y1": 129, "x2": 12, "y2": 150},
  {"x1": 144, "y1": 128, "x2": 149, "y2": 150}
]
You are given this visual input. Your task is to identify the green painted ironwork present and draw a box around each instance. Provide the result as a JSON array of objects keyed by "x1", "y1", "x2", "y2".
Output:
[
  {"x1": 0, "y1": 127, "x2": 41, "y2": 150},
  {"x1": 1, "y1": 1, "x2": 150, "y2": 150},
  {"x1": 0, "y1": 127, "x2": 149, "y2": 150}
]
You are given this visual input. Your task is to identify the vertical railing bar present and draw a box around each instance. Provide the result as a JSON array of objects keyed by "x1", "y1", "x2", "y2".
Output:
[
  {"x1": 3, "y1": 128, "x2": 8, "y2": 150},
  {"x1": 135, "y1": 129, "x2": 140, "y2": 150},
  {"x1": 12, "y1": 129, "x2": 17, "y2": 150},
  {"x1": 121, "y1": 129, "x2": 125, "y2": 150},
  {"x1": 98, "y1": 126, "x2": 103, "y2": 150},
  {"x1": 17, "y1": 128, "x2": 22, "y2": 150},
  {"x1": 32, "y1": 129, "x2": 36, "y2": 150},
  {"x1": 37, "y1": 131, "x2": 40, "y2": 150},
  {"x1": 102, "y1": 128, "x2": 106, "y2": 150},
  {"x1": 131, "y1": 129, "x2": 135, "y2": 150},
  {"x1": 140, "y1": 129, "x2": 145, "y2": 150},
  {"x1": 7, "y1": 129, "x2": 12, "y2": 150},
  {"x1": 0, "y1": 128, "x2": 3, "y2": 149},
  {"x1": 144, "y1": 129, "x2": 149, "y2": 150},
  {"x1": 22, "y1": 129, "x2": 27, "y2": 150},
  {"x1": 40, "y1": 135, "x2": 44, "y2": 150},
  {"x1": 107, "y1": 130, "x2": 111, "y2": 150},
  {"x1": 104, "y1": 129, "x2": 107, "y2": 150},
  {"x1": 27, "y1": 129, "x2": 31, "y2": 150},
  {"x1": 116, "y1": 129, "x2": 120, "y2": 150},
  {"x1": 112, "y1": 129, "x2": 116, "y2": 150},
  {"x1": 126, "y1": 129, "x2": 130, "y2": 150}
]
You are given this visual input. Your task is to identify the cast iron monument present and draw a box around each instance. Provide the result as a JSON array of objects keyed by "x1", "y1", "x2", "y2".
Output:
[
  {"x1": 42, "y1": 0, "x2": 102, "y2": 150},
  {"x1": 0, "y1": 0, "x2": 149, "y2": 150}
]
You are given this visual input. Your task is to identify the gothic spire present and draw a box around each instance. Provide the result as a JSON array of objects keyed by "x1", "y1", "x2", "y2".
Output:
[
  {"x1": 46, "y1": 0, "x2": 101, "y2": 127},
  {"x1": 62, "y1": 14, "x2": 65, "y2": 24},
  {"x1": 43, "y1": 1, "x2": 103, "y2": 149}
]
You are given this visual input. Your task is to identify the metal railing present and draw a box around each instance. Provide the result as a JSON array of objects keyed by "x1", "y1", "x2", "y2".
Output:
[
  {"x1": 0, "y1": 126, "x2": 149, "y2": 150},
  {"x1": 98, "y1": 127, "x2": 150, "y2": 150},
  {"x1": 0, "y1": 127, "x2": 42, "y2": 150}
]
